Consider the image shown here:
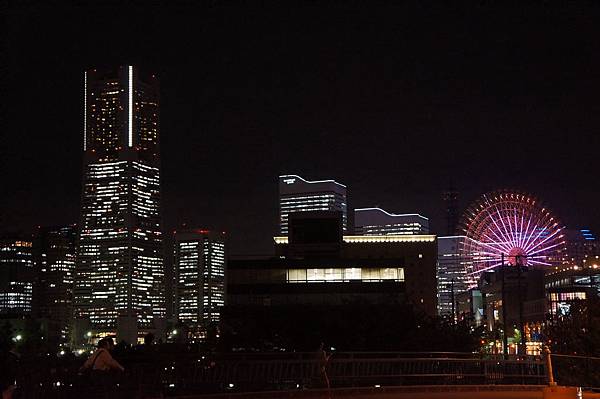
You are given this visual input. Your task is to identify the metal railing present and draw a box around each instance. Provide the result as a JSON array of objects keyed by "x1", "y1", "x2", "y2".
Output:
[
  {"x1": 551, "y1": 353, "x2": 600, "y2": 389},
  {"x1": 14, "y1": 351, "x2": 548, "y2": 398}
]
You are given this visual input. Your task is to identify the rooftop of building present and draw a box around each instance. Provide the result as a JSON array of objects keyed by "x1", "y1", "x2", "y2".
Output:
[
  {"x1": 273, "y1": 234, "x2": 436, "y2": 244},
  {"x1": 354, "y1": 207, "x2": 429, "y2": 221},
  {"x1": 279, "y1": 174, "x2": 347, "y2": 189}
]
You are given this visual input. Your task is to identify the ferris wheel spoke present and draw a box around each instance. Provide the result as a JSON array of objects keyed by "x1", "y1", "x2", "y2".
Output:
[
  {"x1": 473, "y1": 239, "x2": 509, "y2": 255},
  {"x1": 485, "y1": 209, "x2": 513, "y2": 252},
  {"x1": 526, "y1": 254, "x2": 551, "y2": 259},
  {"x1": 506, "y1": 208, "x2": 518, "y2": 249},
  {"x1": 528, "y1": 259, "x2": 552, "y2": 266},
  {"x1": 528, "y1": 240, "x2": 565, "y2": 257},
  {"x1": 522, "y1": 222, "x2": 548, "y2": 254},
  {"x1": 524, "y1": 225, "x2": 562, "y2": 254},
  {"x1": 481, "y1": 234, "x2": 512, "y2": 253},
  {"x1": 468, "y1": 262, "x2": 503, "y2": 276},
  {"x1": 520, "y1": 215, "x2": 535, "y2": 252},
  {"x1": 477, "y1": 256, "x2": 503, "y2": 262},
  {"x1": 483, "y1": 231, "x2": 512, "y2": 252},
  {"x1": 496, "y1": 208, "x2": 514, "y2": 249},
  {"x1": 517, "y1": 208, "x2": 526, "y2": 248}
]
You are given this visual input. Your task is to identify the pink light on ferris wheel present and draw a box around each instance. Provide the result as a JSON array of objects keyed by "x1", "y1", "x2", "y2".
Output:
[{"x1": 459, "y1": 190, "x2": 567, "y2": 287}]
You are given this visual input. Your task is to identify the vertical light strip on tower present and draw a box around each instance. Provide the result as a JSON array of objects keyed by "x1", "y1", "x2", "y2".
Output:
[
  {"x1": 128, "y1": 65, "x2": 133, "y2": 147},
  {"x1": 83, "y1": 71, "x2": 87, "y2": 151}
]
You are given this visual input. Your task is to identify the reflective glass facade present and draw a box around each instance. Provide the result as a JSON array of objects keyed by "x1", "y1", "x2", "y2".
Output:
[
  {"x1": 279, "y1": 175, "x2": 347, "y2": 235},
  {"x1": 74, "y1": 66, "x2": 164, "y2": 343}
]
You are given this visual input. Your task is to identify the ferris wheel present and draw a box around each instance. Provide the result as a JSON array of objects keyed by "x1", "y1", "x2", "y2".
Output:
[{"x1": 459, "y1": 190, "x2": 566, "y2": 285}]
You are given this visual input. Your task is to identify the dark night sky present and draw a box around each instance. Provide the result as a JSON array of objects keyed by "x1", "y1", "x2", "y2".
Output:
[{"x1": 2, "y1": 3, "x2": 600, "y2": 254}]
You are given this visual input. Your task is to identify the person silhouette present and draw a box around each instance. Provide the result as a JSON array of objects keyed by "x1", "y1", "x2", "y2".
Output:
[{"x1": 317, "y1": 342, "x2": 331, "y2": 398}]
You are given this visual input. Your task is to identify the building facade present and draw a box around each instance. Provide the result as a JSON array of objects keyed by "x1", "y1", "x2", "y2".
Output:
[
  {"x1": 545, "y1": 265, "x2": 600, "y2": 316},
  {"x1": 566, "y1": 228, "x2": 600, "y2": 267},
  {"x1": 34, "y1": 225, "x2": 77, "y2": 346},
  {"x1": 73, "y1": 66, "x2": 165, "y2": 344},
  {"x1": 478, "y1": 266, "x2": 546, "y2": 355},
  {"x1": 354, "y1": 207, "x2": 429, "y2": 236},
  {"x1": 174, "y1": 230, "x2": 226, "y2": 341},
  {"x1": 436, "y1": 236, "x2": 475, "y2": 317},
  {"x1": 278, "y1": 175, "x2": 347, "y2": 235},
  {"x1": 232, "y1": 212, "x2": 437, "y2": 316},
  {"x1": 0, "y1": 237, "x2": 34, "y2": 317}
]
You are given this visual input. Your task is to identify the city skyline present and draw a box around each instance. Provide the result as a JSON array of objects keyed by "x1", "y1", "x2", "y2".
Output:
[
  {"x1": 3, "y1": 4, "x2": 600, "y2": 396},
  {"x1": 3, "y1": 5, "x2": 600, "y2": 256}
]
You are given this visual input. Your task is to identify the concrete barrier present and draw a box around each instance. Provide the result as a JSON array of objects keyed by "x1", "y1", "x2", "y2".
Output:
[{"x1": 542, "y1": 386, "x2": 577, "y2": 399}]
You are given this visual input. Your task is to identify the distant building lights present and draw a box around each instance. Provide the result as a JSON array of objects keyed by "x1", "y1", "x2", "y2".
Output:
[
  {"x1": 273, "y1": 235, "x2": 435, "y2": 245},
  {"x1": 355, "y1": 207, "x2": 429, "y2": 221}
]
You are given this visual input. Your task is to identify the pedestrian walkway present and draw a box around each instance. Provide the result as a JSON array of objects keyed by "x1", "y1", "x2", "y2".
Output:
[{"x1": 158, "y1": 384, "x2": 600, "y2": 399}]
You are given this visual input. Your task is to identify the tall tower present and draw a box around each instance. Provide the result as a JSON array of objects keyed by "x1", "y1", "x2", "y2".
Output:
[
  {"x1": 173, "y1": 230, "x2": 226, "y2": 342},
  {"x1": 278, "y1": 175, "x2": 347, "y2": 236},
  {"x1": 442, "y1": 185, "x2": 459, "y2": 236},
  {"x1": 74, "y1": 66, "x2": 165, "y2": 344}
]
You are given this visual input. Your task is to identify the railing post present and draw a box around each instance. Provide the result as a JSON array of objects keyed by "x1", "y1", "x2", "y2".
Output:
[{"x1": 543, "y1": 346, "x2": 557, "y2": 386}]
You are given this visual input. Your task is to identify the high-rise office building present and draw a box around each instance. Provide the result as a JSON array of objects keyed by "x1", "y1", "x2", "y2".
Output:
[
  {"x1": 73, "y1": 66, "x2": 165, "y2": 344},
  {"x1": 436, "y1": 236, "x2": 476, "y2": 317},
  {"x1": 0, "y1": 237, "x2": 34, "y2": 317},
  {"x1": 278, "y1": 174, "x2": 347, "y2": 236},
  {"x1": 442, "y1": 187, "x2": 459, "y2": 236},
  {"x1": 174, "y1": 230, "x2": 226, "y2": 341},
  {"x1": 34, "y1": 225, "x2": 77, "y2": 346},
  {"x1": 354, "y1": 207, "x2": 429, "y2": 236}
]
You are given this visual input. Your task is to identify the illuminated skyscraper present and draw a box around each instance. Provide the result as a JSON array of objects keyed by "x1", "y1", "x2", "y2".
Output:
[
  {"x1": 278, "y1": 174, "x2": 347, "y2": 236},
  {"x1": 73, "y1": 66, "x2": 165, "y2": 344},
  {"x1": 0, "y1": 237, "x2": 34, "y2": 317},
  {"x1": 174, "y1": 230, "x2": 226, "y2": 341},
  {"x1": 34, "y1": 226, "x2": 77, "y2": 346},
  {"x1": 354, "y1": 207, "x2": 429, "y2": 235},
  {"x1": 436, "y1": 236, "x2": 475, "y2": 317}
]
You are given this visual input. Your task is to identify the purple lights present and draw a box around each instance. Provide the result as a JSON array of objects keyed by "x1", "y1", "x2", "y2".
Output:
[{"x1": 460, "y1": 190, "x2": 566, "y2": 284}]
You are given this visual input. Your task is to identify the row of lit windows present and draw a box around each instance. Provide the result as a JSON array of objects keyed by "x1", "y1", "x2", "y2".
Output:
[{"x1": 286, "y1": 268, "x2": 404, "y2": 283}]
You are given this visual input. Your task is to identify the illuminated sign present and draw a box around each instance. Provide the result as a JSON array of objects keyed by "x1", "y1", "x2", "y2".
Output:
[{"x1": 128, "y1": 66, "x2": 133, "y2": 147}]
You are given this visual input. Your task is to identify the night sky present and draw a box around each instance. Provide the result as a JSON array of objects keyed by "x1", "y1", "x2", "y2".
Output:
[{"x1": 2, "y1": 3, "x2": 600, "y2": 254}]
